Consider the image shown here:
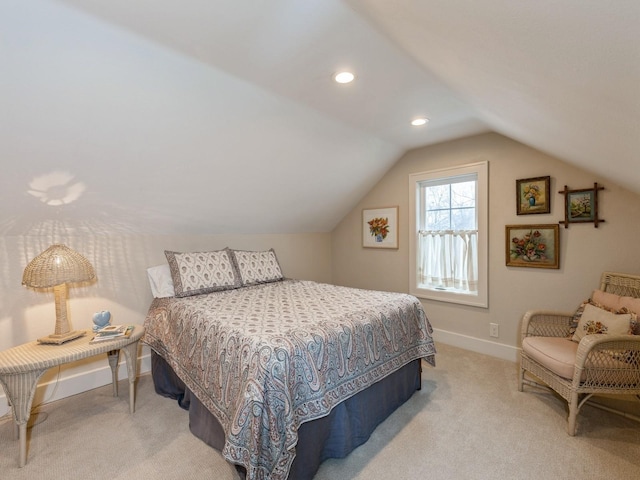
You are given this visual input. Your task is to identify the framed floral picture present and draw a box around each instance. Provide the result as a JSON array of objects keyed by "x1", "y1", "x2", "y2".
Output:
[
  {"x1": 505, "y1": 224, "x2": 560, "y2": 269},
  {"x1": 516, "y1": 176, "x2": 551, "y2": 215},
  {"x1": 363, "y1": 207, "x2": 398, "y2": 249}
]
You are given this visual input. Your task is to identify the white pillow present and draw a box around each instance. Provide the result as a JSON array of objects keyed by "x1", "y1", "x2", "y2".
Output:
[
  {"x1": 147, "y1": 264, "x2": 176, "y2": 298},
  {"x1": 572, "y1": 303, "x2": 632, "y2": 342}
]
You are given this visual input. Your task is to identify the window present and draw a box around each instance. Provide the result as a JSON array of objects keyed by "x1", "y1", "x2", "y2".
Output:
[{"x1": 409, "y1": 161, "x2": 488, "y2": 308}]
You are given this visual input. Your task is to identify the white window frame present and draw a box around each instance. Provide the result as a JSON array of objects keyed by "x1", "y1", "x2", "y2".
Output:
[{"x1": 409, "y1": 161, "x2": 488, "y2": 308}]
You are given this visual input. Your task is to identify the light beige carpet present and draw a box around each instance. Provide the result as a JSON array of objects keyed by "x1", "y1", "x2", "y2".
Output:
[{"x1": 1, "y1": 343, "x2": 638, "y2": 479}]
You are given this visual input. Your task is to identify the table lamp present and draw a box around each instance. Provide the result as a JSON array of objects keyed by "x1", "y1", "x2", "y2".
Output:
[{"x1": 22, "y1": 244, "x2": 96, "y2": 344}]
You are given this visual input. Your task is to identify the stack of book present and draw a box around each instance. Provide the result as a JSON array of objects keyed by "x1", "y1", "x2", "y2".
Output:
[{"x1": 90, "y1": 325, "x2": 134, "y2": 343}]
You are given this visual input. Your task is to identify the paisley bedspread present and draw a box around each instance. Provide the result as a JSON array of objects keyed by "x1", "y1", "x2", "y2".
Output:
[{"x1": 143, "y1": 279, "x2": 436, "y2": 480}]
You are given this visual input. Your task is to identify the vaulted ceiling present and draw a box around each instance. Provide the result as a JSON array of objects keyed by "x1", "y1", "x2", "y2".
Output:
[{"x1": 1, "y1": 1, "x2": 638, "y2": 236}]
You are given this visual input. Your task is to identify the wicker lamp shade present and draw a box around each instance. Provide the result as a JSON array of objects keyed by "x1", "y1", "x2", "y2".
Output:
[
  {"x1": 22, "y1": 244, "x2": 96, "y2": 344},
  {"x1": 22, "y1": 244, "x2": 95, "y2": 288}
]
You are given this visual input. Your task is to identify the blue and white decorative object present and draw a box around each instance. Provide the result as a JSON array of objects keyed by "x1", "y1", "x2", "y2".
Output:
[{"x1": 92, "y1": 310, "x2": 111, "y2": 331}]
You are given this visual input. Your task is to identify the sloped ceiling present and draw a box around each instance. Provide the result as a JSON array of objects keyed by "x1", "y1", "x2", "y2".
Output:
[{"x1": 1, "y1": 0, "x2": 637, "y2": 237}]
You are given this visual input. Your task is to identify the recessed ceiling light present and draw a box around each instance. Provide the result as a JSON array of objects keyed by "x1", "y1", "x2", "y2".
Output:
[
  {"x1": 411, "y1": 118, "x2": 429, "y2": 126},
  {"x1": 334, "y1": 71, "x2": 355, "y2": 84}
]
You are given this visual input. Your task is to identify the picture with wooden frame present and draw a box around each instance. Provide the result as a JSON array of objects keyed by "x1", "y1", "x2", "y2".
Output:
[
  {"x1": 516, "y1": 176, "x2": 551, "y2": 215},
  {"x1": 558, "y1": 183, "x2": 605, "y2": 228},
  {"x1": 505, "y1": 224, "x2": 560, "y2": 269}
]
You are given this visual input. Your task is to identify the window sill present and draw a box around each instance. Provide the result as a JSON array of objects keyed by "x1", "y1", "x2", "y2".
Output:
[{"x1": 411, "y1": 286, "x2": 488, "y2": 308}]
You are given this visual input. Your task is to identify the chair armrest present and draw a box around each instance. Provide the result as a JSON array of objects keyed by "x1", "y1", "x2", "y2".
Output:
[
  {"x1": 573, "y1": 334, "x2": 640, "y2": 387},
  {"x1": 521, "y1": 310, "x2": 574, "y2": 341}
]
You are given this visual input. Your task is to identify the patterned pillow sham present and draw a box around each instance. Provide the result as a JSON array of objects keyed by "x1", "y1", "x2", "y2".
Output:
[
  {"x1": 165, "y1": 248, "x2": 241, "y2": 297},
  {"x1": 619, "y1": 307, "x2": 640, "y2": 335},
  {"x1": 230, "y1": 248, "x2": 284, "y2": 286}
]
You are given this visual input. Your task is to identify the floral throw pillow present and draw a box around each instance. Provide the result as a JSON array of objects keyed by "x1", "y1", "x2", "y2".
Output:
[
  {"x1": 571, "y1": 303, "x2": 633, "y2": 343},
  {"x1": 569, "y1": 299, "x2": 590, "y2": 337}
]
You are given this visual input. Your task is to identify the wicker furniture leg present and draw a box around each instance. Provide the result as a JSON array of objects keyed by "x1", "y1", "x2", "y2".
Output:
[
  {"x1": 517, "y1": 366, "x2": 524, "y2": 392},
  {"x1": 120, "y1": 341, "x2": 140, "y2": 414},
  {"x1": 568, "y1": 392, "x2": 579, "y2": 436},
  {"x1": 0, "y1": 369, "x2": 48, "y2": 467},
  {"x1": 107, "y1": 350, "x2": 120, "y2": 397}
]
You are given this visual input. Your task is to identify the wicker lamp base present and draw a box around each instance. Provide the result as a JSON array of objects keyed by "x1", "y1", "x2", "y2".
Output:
[{"x1": 37, "y1": 330, "x2": 86, "y2": 345}]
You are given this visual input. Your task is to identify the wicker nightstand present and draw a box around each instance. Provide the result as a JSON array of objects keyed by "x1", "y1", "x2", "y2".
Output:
[{"x1": 0, "y1": 325, "x2": 144, "y2": 467}]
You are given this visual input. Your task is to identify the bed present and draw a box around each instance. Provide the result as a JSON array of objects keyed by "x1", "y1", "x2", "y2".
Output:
[{"x1": 142, "y1": 249, "x2": 436, "y2": 480}]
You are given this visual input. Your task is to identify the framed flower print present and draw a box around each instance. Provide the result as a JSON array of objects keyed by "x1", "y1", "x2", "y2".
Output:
[
  {"x1": 516, "y1": 176, "x2": 551, "y2": 215},
  {"x1": 363, "y1": 207, "x2": 398, "y2": 249}
]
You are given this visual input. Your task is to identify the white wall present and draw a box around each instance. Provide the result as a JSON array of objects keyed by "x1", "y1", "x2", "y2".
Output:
[
  {"x1": 0, "y1": 232, "x2": 332, "y2": 416},
  {"x1": 331, "y1": 132, "x2": 640, "y2": 360}
]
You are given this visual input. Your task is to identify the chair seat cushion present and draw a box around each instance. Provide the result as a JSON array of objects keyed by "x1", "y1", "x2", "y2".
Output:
[{"x1": 522, "y1": 336, "x2": 578, "y2": 380}]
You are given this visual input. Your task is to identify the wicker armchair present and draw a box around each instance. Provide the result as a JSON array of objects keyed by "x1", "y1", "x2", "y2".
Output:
[{"x1": 518, "y1": 271, "x2": 640, "y2": 435}]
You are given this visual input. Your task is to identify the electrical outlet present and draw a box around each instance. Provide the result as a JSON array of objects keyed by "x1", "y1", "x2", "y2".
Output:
[{"x1": 489, "y1": 323, "x2": 499, "y2": 338}]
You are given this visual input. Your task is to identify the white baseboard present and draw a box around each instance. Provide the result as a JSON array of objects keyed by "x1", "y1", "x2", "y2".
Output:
[
  {"x1": 432, "y1": 328, "x2": 519, "y2": 363},
  {"x1": 0, "y1": 352, "x2": 151, "y2": 418}
]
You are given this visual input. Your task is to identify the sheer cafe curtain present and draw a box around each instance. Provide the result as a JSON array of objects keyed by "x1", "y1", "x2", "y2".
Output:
[{"x1": 418, "y1": 230, "x2": 478, "y2": 292}]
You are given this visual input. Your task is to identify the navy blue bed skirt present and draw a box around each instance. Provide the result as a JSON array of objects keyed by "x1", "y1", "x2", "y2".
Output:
[{"x1": 151, "y1": 351, "x2": 422, "y2": 479}]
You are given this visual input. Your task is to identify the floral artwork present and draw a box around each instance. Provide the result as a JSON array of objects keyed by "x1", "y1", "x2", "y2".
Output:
[
  {"x1": 516, "y1": 176, "x2": 550, "y2": 215},
  {"x1": 510, "y1": 229, "x2": 548, "y2": 262},
  {"x1": 362, "y1": 207, "x2": 398, "y2": 249},
  {"x1": 523, "y1": 184, "x2": 541, "y2": 204},
  {"x1": 367, "y1": 217, "x2": 389, "y2": 241},
  {"x1": 505, "y1": 224, "x2": 559, "y2": 269}
]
